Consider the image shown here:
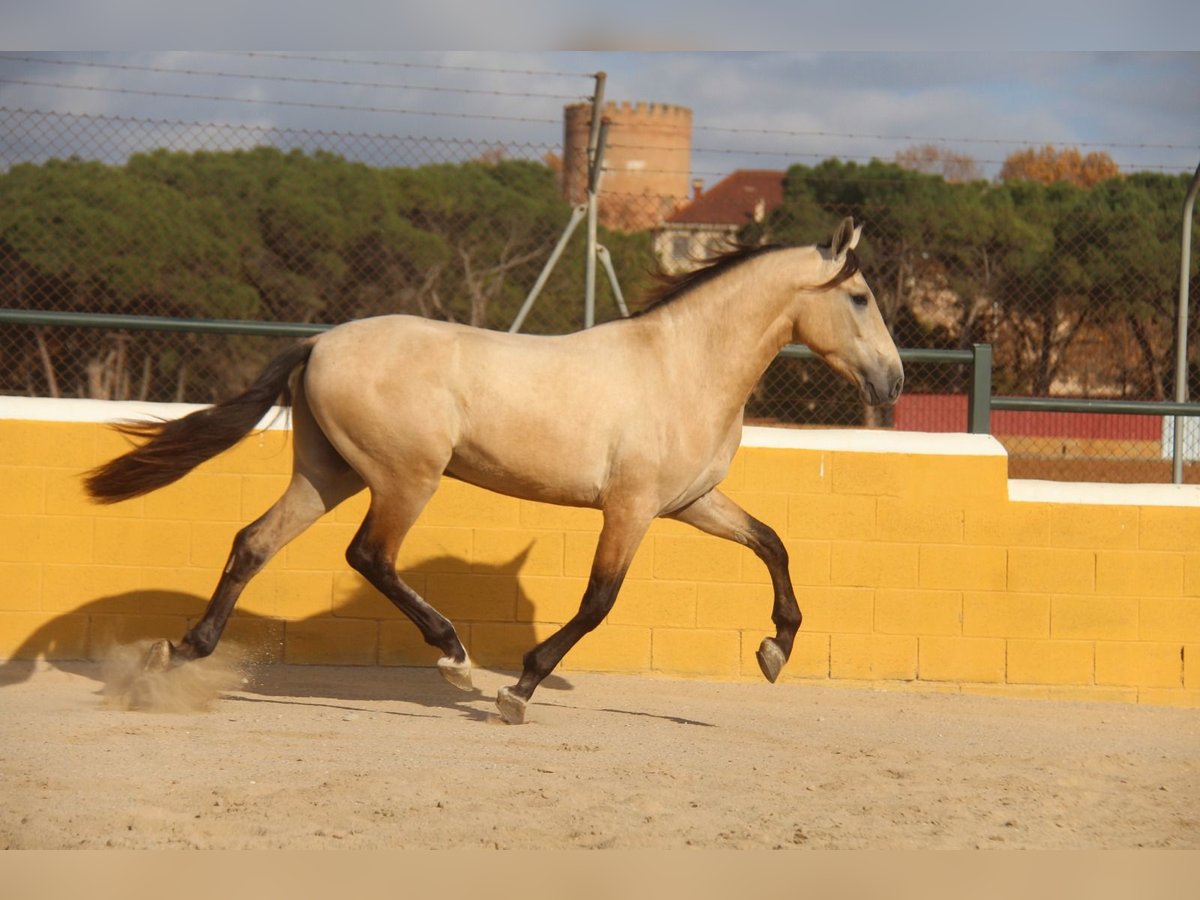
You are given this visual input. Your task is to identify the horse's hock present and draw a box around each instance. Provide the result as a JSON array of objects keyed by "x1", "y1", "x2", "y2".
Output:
[{"x1": 2, "y1": 396, "x2": 1198, "y2": 709}]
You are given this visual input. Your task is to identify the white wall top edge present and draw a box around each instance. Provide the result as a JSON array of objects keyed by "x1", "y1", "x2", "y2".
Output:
[
  {"x1": 1009, "y1": 479, "x2": 1200, "y2": 507},
  {"x1": 3, "y1": 398, "x2": 1007, "y2": 457},
  {"x1": 0, "y1": 396, "x2": 292, "y2": 431},
  {"x1": 741, "y1": 425, "x2": 1007, "y2": 457},
  {"x1": 11, "y1": 398, "x2": 1198, "y2": 505}
]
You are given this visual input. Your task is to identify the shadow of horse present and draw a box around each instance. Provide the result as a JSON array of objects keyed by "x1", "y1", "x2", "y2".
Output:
[
  {"x1": 0, "y1": 550, "x2": 574, "y2": 715},
  {"x1": 3, "y1": 546, "x2": 720, "y2": 727}
]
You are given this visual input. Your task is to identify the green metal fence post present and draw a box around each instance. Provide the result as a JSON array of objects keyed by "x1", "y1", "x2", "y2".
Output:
[
  {"x1": 968, "y1": 343, "x2": 993, "y2": 434},
  {"x1": 1172, "y1": 159, "x2": 1200, "y2": 484}
]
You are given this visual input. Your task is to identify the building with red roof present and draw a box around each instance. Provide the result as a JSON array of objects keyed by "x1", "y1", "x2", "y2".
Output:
[{"x1": 654, "y1": 169, "x2": 785, "y2": 272}]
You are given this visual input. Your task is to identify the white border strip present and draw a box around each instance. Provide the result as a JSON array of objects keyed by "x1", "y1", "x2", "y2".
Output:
[
  {"x1": 3, "y1": 398, "x2": 1008, "y2": 457},
  {"x1": 1009, "y1": 479, "x2": 1200, "y2": 507},
  {"x1": 0, "y1": 396, "x2": 291, "y2": 431},
  {"x1": 741, "y1": 424, "x2": 1006, "y2": 457},
  {"x1": 8, "y1": 397, "x2": 1199, "y2": 505}
]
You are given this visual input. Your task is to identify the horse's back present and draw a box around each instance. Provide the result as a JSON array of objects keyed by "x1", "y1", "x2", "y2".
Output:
[{"x1": 306, "y1": 314, "x2": 613, "y2": 397}]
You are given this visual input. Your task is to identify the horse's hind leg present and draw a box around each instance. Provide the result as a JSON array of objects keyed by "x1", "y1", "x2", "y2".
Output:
[
  {"x1": 148, "y1": 382, "x2": 363, "y2": 670},
  {"x1": 670, "y1": 489, "x2": 800, "y2": 683},
  {"x1": 345, "y1": 480, "x2": 473, "y2": 690},
  {"x1": 157, "y1": 463, "x2": 363, "y2": 669}
]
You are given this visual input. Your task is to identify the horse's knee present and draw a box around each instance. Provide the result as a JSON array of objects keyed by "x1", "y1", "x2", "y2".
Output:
[
  {"x1": 345, "y1": 522, "x2": 393, "y2": 580},
  {"x1": 345, "y1": 519, "x2": 392, "y2": 578},
  {"x1": 578, "y1": 574, "x2": 622, "y2": 629},
  {"x1": 576, "y1": 600, "x2": 608, "y2": 631}
]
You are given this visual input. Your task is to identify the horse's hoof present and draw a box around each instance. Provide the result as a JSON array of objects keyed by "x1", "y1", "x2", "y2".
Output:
[
  {"x1": 495, "y1": 686, "x2": 527, "y2": 725},
  {"x1": 437, "y1": 655, "x2": 473, "y2": 691},
  {"x1": 142, "y1": 639, "x2": 174, "y2": 674},
  {"x1": 756, "y1": 637, "x2": 787, "y2": 684}
]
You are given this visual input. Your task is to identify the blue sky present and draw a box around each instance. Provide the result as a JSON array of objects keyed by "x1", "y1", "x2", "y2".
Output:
[{"x1": 1, "y1": 51, "x2": 1197, "y2": 182}]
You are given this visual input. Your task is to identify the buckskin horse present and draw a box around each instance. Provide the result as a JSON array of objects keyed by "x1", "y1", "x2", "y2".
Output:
[{"x1": 85, "y1": 217, "x2": 903, "y2": 724}]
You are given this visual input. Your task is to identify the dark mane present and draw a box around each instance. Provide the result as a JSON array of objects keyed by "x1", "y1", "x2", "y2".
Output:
[
  {"x1": 633, "y1": 243, "x2": 859, "y2": 317},
  {"x1": 633, "y1": 244, "x2": 786, "y2": 317}
]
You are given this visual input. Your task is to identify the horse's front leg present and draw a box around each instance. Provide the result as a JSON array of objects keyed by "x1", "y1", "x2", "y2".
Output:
[
  {"x1": 670, "y1": 488, "x2": 800, "y2": 683},
  {"x1": 497, "y1": 507, "x2": 652, "y2": 724}
]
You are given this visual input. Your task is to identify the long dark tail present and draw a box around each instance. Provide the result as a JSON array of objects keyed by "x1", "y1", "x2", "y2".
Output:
[{"x1": 84, "y1": 339, "x2": 317, "y2": 504}]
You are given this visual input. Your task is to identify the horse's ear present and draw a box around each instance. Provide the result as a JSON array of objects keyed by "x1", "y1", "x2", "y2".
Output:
[
  {"x1": 825, "y1": 217, "x2": 864, "y2": 259},
  {"x1": 831, "y1": 217, "x2": 862, "y2": 258}
]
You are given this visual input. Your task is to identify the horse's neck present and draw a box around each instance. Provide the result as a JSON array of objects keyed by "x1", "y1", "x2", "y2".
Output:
[{"x1": 654, "y1": 266, "x2": 797, "y2": 405}]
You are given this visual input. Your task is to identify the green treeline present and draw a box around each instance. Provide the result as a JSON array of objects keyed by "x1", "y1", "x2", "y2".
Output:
[
  {"x1": 0, "y1": 147, "x2": 652, "y2": 401},
  {"x1": 759, "y1": 160, "x2": 1197, "y2": 405},
  {"x1": 0, "y1": 147, "x2": 1195, "y2": 409}
]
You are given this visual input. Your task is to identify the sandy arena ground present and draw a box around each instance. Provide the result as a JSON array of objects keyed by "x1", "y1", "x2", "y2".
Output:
[{"x1": 1, "y1": 651, "x2": 1197, "y2": 850}]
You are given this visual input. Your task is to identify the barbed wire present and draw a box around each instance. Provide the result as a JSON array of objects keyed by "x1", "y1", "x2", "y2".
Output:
[
  {"x1": 0, "y1": 105, "x2": 558, "y2": 145},
  {"x1": 0, "y1": 79, "x2": 563, "y2": 125},
  {"x1": 0, "y1": 104, "x2": 1188, "y2": 182},
  {"x1": 693, "y1": 121, "x2": 1197, "y2": 153},
  {"x1": 229, "y1": 51, "x2": 596, "y2": 81},
  {"x1": 0, "y1": 55, "x2": 589, "y2": 102},
  {"x1": 4, "y1": 59, "x2": 1190, "y2": 165},
  {"x1": 4, "y1": 52, "x2": 1192, "y2": 158}
]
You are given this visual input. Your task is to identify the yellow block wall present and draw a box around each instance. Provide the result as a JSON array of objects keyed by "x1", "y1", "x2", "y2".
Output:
[{"x1": 2, "y1": 416, "x2": 1198, "y2": 708}]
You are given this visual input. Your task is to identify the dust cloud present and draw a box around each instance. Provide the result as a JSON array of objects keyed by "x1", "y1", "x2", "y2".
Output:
[{"x1": 100, "y1": 641, "x2": 247, "y2": 713}]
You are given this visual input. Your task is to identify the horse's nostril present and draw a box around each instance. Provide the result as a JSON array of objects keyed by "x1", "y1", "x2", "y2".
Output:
[{"x1": 890, "y1": 376, "x2": 903, "y2": 401}]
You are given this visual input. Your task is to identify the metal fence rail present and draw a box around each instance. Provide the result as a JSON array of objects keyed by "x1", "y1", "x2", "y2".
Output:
[
  {"x1": 0, "y1": 308, "x2": 328, "y2": 337},
  {"x1": 969, "y1": 344, "x2": 1200, "y2": 485},
  {"x1": 5, "y1": 308, "x2": 1198, "y2": 484}
]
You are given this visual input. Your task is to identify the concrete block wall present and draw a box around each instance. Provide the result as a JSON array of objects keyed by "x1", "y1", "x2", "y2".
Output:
[{"x1": 1, "y1": 398, "x2": 1198, "y2": 707}]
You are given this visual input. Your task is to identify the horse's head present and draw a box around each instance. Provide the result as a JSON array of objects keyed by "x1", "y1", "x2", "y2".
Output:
[{"x1": 792, "y1": 218, "x2": 904, "y2": 408}]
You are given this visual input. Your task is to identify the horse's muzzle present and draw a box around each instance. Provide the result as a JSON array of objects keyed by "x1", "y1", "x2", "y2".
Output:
[{"x1": 863, "y1": 371, "x2": 904, "y2": 408}]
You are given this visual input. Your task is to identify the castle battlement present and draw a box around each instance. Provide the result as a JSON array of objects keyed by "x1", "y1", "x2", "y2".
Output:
[
  {"x1": 607, "y1": 101, "x2": 692, "y2": 118},
  {"x1": 565, "y1": 101, "x2": 693, "y2": 121}
]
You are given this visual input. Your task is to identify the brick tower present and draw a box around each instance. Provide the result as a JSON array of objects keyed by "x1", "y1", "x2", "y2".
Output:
[{"x1": 562, "y1": 100, "x2": 692, "y2": 232}]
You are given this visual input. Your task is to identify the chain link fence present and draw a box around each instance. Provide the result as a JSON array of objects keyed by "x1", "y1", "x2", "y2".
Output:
[{"x1": 1, "y1": 106, "x2": 1197, "y2": 482}]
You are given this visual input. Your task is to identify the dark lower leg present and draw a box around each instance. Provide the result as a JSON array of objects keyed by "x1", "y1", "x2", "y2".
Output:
[
  {"x1": 497, "y1": 508, "x2": 648, "y2": 723},
  {"x1": 346, "y1": 526, "x2": 466, "y2": 663},
  {"x1": 671, "y1": 491, "x2": 801, "y2": 681},
  {"x1": 173, "y1": 527, "x2": 269, "y2": 661},
  {"x1": 175, "y1": 583, "x2": 246, "y2": 661},
  {"x1": 746, "y1": 518, "x2": 802, "y2": 658},
  {"x1": 509, "y1": 570, "x2": 625, "y2": 703}
]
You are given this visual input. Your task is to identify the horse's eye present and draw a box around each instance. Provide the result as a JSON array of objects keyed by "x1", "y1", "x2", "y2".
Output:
[{"x1": 850, "y1": 293, "x2": 870, "y2": 308}]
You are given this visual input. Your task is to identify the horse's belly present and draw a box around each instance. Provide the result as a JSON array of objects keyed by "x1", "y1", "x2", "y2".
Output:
[{"x1": 445, "y1": 442, "x2": 605, "y2": 508}]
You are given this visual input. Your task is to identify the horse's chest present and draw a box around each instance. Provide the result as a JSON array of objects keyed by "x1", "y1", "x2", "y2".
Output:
[{"x1": 658, "y1": 428, "x2": 741, "y2": 510}]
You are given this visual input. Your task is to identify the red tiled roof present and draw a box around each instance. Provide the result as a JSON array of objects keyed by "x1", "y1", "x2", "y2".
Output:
[{"x1": 665, "y1": 169, "x2": 785, "y2": 226}]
